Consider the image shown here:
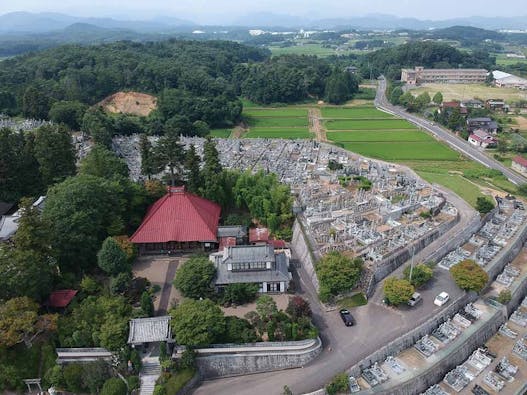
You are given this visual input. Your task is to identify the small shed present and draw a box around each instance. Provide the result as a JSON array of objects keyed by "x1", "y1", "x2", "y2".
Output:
[
  {"x1": 127, "y1": 316, "x2": 173, "y2": 349},
  {"x1": 46, "y1": 290, "x2": 78, "y2": 309}
]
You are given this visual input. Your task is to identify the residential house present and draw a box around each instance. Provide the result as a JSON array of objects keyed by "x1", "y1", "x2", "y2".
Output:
[
  {"x1": 211, "y1": 244, "x2": 291, "y2": 293},
  {"x1": 485, "y1": 99, "x2": 507, "y2": 112},
  {"x1": 439, "y1": 101, "x2": 467, "y2": 115},
  {"x1": 461, "y1": 99, "x2": 483, "y2": 109},
  {"x1": 468, "y1": 129, "x2": 497, "y2": 148},
  {"x1": 466, "y1": 118, "x2": 498, "y2": 134},
  {"x1": 512, "y1": 156, "x2": 527, "y2": 175},
  {"x1": 250, "y1": 227, "x2": 270, "y2": 245}
]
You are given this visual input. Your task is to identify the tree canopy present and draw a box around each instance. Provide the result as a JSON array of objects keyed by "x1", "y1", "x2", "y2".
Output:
[
  {"x1": 173, "y1": 256, "x2": 216, "y2": 299},
  {"x1": 383, "y1": 277, "x2": 415, "y2": 305},
  {"x1": 450, "y1": 259, "x2": 489, "y2": 292},
  {"x1": 315, "y1": 252, "x2": 363, "y2": 302},
  {"x1": 403, "y1": 263, "x2": 433, "y2": 288}
]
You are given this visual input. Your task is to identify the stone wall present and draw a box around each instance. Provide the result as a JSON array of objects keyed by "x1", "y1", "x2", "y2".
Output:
[
  {"x1": 195, "y1": 337, "x2": 322, "y2": 379},
  {"x1": 292, "y1": 219, "x2": 320, "y2": 292}
]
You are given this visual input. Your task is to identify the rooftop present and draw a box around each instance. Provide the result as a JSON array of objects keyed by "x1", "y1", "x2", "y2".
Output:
[
  {"x1": 46, "y1": 290, "x2": 78, "y2": 308},
  {"x1": 222, "y1": 244, "x2": 275, "y2": 264},
  {"x1": 127, "y1": 316, "x2": 172, "y2": 345},
  {"x1": 215, "y1": 251, "x2": 290, "y2": 285}
]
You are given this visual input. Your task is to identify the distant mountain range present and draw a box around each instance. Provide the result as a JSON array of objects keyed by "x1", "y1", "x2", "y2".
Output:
[
  {"x1": 0, "y1": 11, "x2": 526, "y2": 34},
  {"x1": 0, "y1": 12, "x2": 194, "y2": 34}
]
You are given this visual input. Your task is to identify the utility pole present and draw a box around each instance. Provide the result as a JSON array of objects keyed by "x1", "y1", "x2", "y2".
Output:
[{"x1": 409, "y1": 244, "x2": 415, "y2": 283}]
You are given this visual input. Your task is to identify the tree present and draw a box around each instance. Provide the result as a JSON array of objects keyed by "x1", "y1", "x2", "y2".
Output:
[
  {"x1": 220, "y1": 316, "x2": 258, "y2": 343},
  {"x1": 389, "y1": 86, "x2": 403, "y2": 105},
  {"x1": 22, "y1": 85, "x2": 50, "y2": 119},
  {"x1": 97, "y1": 237, "x2": 130, "y2": 276},
  {"x1": 43, "y1": 175, "x2": 125, "y2": 272},
  {"x1": 315, "y1": 252, "x2": 363, "y2": 302},
  {"x1": 82, "y1": 108, "x2": 113, "y2": 148},
  {"x1": 110, "y1": 272, "x2": 132, "y2": 295},
  {"x1": 222, "y1": 283, "x2": 259, "y2": 305},
  {"x1": 415, "y1": 92, "x2": 431, "y2": 111},
  {"x1": 403, "y1": 263, "x2": 433, "y2": 288},
  {"x1": 81, "y1": 361, "x2": 111, "y2": 394},
  {"x1": 326, "y1": 373, "x2": 349, "y2": 395},
  {"x1": 476, "y1": 197, "x2": 495, "y2": 214},
  {"x1": 286, "y1": 296, "x2": 312, "y2": 320},
  {"x1": 79, "y1": 144, "x2": 129, "y2": 180},
  {"x1": 170, "y1": 299, "x2": 226, "y2": 346},
  {"x1": 100, "y1": 378, "x2": 127, "y2": 395},
  {"x1": 0, "y1": 297, "x2": 57, "y2": 348},
  {"x1": 325, "y1": 69, "x2": 358, "y2": 104},
  {"x1": 256, "y1": 295, "x2": 278, "y2": 321},
  {"x1": 173, "y1": 256, "x2": 216, "y2": 299},
  {"x1": 140, "y1": 134, "x2": 155, "y2": 179},
  {"x1": 141, "y1": 291, "x2": 154, "y2": 317},
  {"x1": 12, "y1": 197, "x2": 51, "y2": 255},
  {"x1": 33, "y1": 124, "x2": 76, "y2": 187},
  {"x1": 48, "y1": 100, "x2": 88, "y2": 130},
  {"x1": 200, "y1": 137, "x2": 225, "y2": 204},
  {"x1": 63, "y1": 364, "x2": 84, "y2": 393},
  {"x1": 383, "y1": 277, "x2": 414, "y2": 305},
  {"x1": 184, "y1": 145, "x2": 202, "y2": 193},
  {"x1": 450, "y1": 259, "x2": 488, "y2": 292},
  {"x1": 497, "y1": 289, "x2": 512, "y2": 304},
  {"x1": 432, "y1": 92, "x2": 443, "y2": 105},
  {"x1": 153, "y1": 131, "x2": 186, "y2": 186}
]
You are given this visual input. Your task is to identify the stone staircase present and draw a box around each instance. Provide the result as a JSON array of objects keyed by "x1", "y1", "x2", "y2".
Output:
[{"x1": 139, "y1": 357, "x2": 161, "y2": 395}]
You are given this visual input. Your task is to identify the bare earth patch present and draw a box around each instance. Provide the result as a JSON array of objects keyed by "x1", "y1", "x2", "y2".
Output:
[
  {"x1": 97, "y1": 91, "x2": 157, "y2": 116},
  {"x1": 222, "y1": 294, "x2": 290, "y2": 319}
]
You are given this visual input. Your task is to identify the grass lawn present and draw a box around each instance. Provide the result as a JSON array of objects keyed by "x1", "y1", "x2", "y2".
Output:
[
  {"x1": 337, "y1": 141, "x2": 460, "y2": 161},
  {"x1": 416, "y1": 171, "x2": 485, "y2": 207},
  {"x1": 495, "y1": 54, "x2": 527, "y2": 66},
  {"x1": 321, "y1": 107, "x2": 395, "y2": 119},
  {"x1": 338, "y1": 293, "x2": 368, "y2": 309},
  {"x1": 244, "y1": 128, "x2": 312, "y2": 139},
  {"x1": 327, "y1": 130, "x2": 433, "y2": 142},
  {"x1": 325, "y1": 118, "x2": 415, "y2": 130},
  {"x1": 243, "y1": 108, "x2": 308, "y2": 117},
  {"x1": 209, "y1": 129, "x2": 232, "y2": 138},
  {"x1": 410, "y1": 83, "x2": 527, "y2": 103},
  {"x1": 247, "y1": 116, "x2": 308, "y2": 128},
  {"x1": 269, "y1": 43, "x2": 341, "y2": 57}
]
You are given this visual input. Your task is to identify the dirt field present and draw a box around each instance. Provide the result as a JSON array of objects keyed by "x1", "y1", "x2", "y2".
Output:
[
  {"x1": 222, "y1": 293, "x2": 290, "y2": 318},
  {"x1": 514, "y1": 116, "x2": 527, "y2": 131},
  {"x1": 410, "y1": 83, "x2": 527, "y2": 103},
  {"x1": 97, "y1": 91, "x2": 157, "y2": 116}
]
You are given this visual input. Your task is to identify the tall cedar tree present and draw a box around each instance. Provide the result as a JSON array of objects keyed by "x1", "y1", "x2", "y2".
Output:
[
  {"x1": 97, "y1": 237, "x2": 130, "y2": 276},
  {"x1": 200, "y1": 137, "x2": 224, "y2": 204},
  {"x1": 153, "y1": 131, "x2": 186, "y2": 186},
  {"x1": 34, "y1": 124, "x2": 76, "y2": 187},
  {"x1": 79, "y1": 144, "x2": 129, "y2": 180},
  {"x1": 139, "y1": 134, "x2": 155, "y2": 179},
  {"x1": 184, "y1": 145, "x2": 202, "y2": 193}
]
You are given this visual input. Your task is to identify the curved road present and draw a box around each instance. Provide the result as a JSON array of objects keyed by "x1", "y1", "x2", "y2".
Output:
[
  {"x1": 194, "y1": 190, "x2": 476, "y2": 395},
  {"x1": 374, "y1": 76, "x2": 527, "y2": 186}
]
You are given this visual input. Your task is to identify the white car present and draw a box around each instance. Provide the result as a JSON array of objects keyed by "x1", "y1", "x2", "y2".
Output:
[{"x1": 434, "y1": 292, "x2": 450, "y2": 307}]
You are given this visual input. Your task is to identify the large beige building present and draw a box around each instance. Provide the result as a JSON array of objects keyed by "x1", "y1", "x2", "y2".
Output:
[{"x1": 401, "y1": 66, "x2": 488, "y2": 85}]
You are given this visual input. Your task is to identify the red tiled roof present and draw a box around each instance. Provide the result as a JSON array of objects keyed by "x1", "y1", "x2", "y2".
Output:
[
  {"x1": 442, "y1": 101, "x2": 460, "y2": 108},
  {"x1": 270, "y1": 239, "x2": 286, "y2": 249},
  {"x1": 513, "y1": 156, "x2": 527, "y2": 168},
  {"x1": 469, "y1": 134, "x2": 483, "y2": 142},
  {"x1": 130, "y1": 186, "x2": 221, "y2": 243},
  {"x1": 219, "y1": 236, "x2": 237, "y2": 251},
  {"x1": 249, "y1": 227, "x2": 270, "y2": 243},
  {"x1": 47, "y1": 290, "x2": 78, "y2": 308}
]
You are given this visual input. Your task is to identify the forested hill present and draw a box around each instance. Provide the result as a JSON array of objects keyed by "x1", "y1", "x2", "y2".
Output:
[
  {"x1": 0, "y1": 40, "x2": 268, "y2": 120},
  {"x1": 365, "y1": 41, "x2": 496, "y2": 80}
]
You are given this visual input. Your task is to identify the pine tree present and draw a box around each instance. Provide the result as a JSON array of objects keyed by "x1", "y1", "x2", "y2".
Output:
[
  {"x1": 185, "y1": 145, "x2": 202, "y2": 193},
  {"x1": 139, "y1": 134, "x2": 155, "y2": 179},
  {"x1": 153, "y1": 131, "x2": 186, "y2": 186},
  {"x1": 200, "y1": 138, "x2": 224, "y2": 204}
]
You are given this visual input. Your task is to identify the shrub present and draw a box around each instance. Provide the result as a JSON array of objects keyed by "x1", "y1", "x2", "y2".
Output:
[
  {"x1": 403, "y1": 264, "x2": 433, "y2": 288},
  {"x1": 127, "y1": 376, "x2": 140, "y2": 391},
  {"x1": 450, "y1": 259, "x2": 489, "y2": 293},
  {"x1": 326, "y1": 372, "x2": 349, "y2": 395},
  {"x1": 383, "y1": 277, "x2": 414, "y2": 305},
  {"x1": 100, "y1": 377, "x2": 127, "y2": 395},
  {"x1": 141, "y1": 291, "x2": 155, "y2": 317},
  {"x1": 110, "y1": 272, "x2": 132, "y2": 295},
  {"x1": 286, "y1": 296, "x2": 312, "y2": 320},
  {"x1": 497, "y1": 289, "x2": 512, "y2": 304},
  {"x1": 221, "y1": 283, "x2": 259, "y2": 305},
  {"x1": 476, "y1": 197, "x2": 495, "y2": 214},
  {"x1": 97, "y1": 237, "x2": 130, "y2": 276}
]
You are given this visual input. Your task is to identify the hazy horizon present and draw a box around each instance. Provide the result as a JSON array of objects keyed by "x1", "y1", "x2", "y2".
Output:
[{"x1": 1, "y1": 0, "x2": 526, "y2": 25}]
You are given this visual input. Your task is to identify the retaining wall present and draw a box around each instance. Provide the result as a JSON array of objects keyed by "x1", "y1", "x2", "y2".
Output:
[
  {"x1": 347, "y1": 292, "x2": 478, "y2": 379},
  {"x1": 195, "y1": 337, "x2": 322, "y2": 379},
  {"x1": 292, "y1": 219, "x2": 320, "y2": 292}
]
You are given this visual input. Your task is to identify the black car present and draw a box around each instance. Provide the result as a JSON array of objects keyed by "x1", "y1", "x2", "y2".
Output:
[{"x1": 339, "y1": 309, "x2": 355, "y2": 326}]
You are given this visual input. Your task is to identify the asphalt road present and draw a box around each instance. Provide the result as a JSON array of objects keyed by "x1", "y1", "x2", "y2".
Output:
[{"x1": 374, "y1": 77, "x2": 527, "y2": 186}]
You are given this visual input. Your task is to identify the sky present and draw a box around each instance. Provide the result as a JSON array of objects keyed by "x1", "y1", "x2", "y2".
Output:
[{"x1": 0, "y1": 0, "x2": 525, "y2": 24}]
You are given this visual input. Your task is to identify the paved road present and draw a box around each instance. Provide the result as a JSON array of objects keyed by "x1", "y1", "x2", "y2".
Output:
[
  {"x1": 374, "y1": 77, "x2": 527, "y2": 186},
  {"x1": 194, "y1": 199, "x2": 474, "y2": 395}
]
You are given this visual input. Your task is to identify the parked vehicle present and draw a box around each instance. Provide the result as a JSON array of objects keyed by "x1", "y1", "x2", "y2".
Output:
[
  {"x1": 434, "y1": 292, "x2": 450, "y2": 306},
  {"x1": 408, "y1": 292, "x2": 422, "y2": 307},
  {"x1": 339, "y1": 309, "x2": 355, "y2": 326}
]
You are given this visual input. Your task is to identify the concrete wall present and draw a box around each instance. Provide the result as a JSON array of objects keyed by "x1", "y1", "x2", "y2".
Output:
[
  {"x1": 195, "y1": 337, "x2": 322, "y2": 379},
  {"x1": 292, "y1": 219, "x2": 320, "y2": 292}
]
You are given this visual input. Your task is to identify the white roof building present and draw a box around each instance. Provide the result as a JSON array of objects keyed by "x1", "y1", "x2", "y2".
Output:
[{"x1": 127, "y1": 316, "x2": 172, "y2": 345}]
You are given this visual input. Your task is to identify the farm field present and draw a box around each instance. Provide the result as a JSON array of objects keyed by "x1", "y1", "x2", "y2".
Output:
[
  {"x1": 243, "y1": 108, "x2": 308, "y2": 117},
  {"x1": 321, "y1": 107, "x2": 394, "y2": 119},
  {"x1": 327, "y1": 130, "x2": 433, "y2": 142},
  {"x1": 410, "y1": 83, "x2": 527, "y2": 103},
  {"x1": 209, "y1": 129, "x2": 232, "y2": 138},
  {"x1": 243, "y1": 128, "x2": 312, "y2": 139},
  {"x1": 268, "y1": 43, "x2": 350, "y2": 57},
  {"x1": 325, "y1": 118, "x2": 415, "y2": 130},
  {"x1": 495, "y1": 54, "x2": 527, "y2": 66},
  {"x1": 246, "y1": 116, "x2": 308, "y2": 128},
  {"x1": 337, "y1": 141, "x2": 460, "y2": 161}
]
